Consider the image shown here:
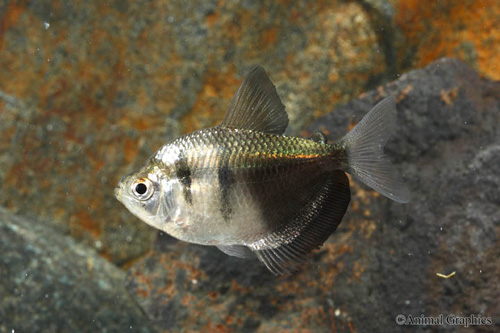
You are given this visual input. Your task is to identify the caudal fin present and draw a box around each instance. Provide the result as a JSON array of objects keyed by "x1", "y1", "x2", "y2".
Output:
[{"x1": 340, "y1": 96, "x2": 410, "y2": 203}]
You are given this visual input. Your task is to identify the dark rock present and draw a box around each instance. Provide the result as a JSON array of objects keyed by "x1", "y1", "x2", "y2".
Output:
[
  {"x1": 309, "y1": 58, "x2": 500, "y2": 331},
  {"x1": 126, "y1": 58, "x2": 500, "y2": 331},
  {"x1": 0, "y1": 208, "x2": 153, "y2": 333}
]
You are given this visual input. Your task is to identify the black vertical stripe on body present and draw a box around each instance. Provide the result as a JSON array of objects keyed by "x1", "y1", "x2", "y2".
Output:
[
  {"x1": 218, "y1": 163, "x2": 234, "y2": 222},
  {"x1": 175, "y1": 157, "x2": 192, "y2": 205}
]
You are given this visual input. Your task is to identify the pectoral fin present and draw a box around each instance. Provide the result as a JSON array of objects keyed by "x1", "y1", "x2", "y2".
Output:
[{"x1": 216, "y1": 245, "x2": 254, "y2": 258}]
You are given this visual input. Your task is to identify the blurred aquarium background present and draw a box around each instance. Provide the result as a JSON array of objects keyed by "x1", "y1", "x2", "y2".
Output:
[{"x1": 0, "y1": 0, "x2": 499, "y2": 332}]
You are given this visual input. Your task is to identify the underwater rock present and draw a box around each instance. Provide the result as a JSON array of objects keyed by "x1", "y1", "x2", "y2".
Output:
[
  {"x1": 0, "y1": 0, "x2": 388, "y2": 264},
  {"x1": 308, "y1": 57, "x2": 500, "y2": 331},
  {"x1": 393, "y1": 0, "x2": 500, "y2": 80},
  {"x1": 0, "y1": 208, "x2": 153, "y2": 332},
  {"x1": 126, "y1": 58, "x2": 500, "y2": 331}
]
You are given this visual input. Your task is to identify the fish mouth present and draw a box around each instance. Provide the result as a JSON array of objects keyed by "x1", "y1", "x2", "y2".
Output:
[{"x1": 114, "y1": 187, "x2": 122, "y2": 200}]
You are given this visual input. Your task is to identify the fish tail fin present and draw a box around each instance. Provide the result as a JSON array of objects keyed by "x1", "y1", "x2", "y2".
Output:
[{"x1": 339, "y1": 96, "x2": 410, "y2": 203}]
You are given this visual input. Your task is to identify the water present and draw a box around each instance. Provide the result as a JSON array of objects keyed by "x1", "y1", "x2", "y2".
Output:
[{"x1": 0, "y1": 1, "x2": 499, "y2": 332}]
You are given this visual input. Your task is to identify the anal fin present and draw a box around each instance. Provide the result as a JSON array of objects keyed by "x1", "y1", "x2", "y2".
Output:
[{"x1": 250, "y1": 171, "x2": 351, "y2": 275}]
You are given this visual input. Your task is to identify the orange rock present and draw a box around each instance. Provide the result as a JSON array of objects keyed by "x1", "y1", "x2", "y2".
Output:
[{"x1": 395, "y1": 0, "x2": 500, "y2": 79}]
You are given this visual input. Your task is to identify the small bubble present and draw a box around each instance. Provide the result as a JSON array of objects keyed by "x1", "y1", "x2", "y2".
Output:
[
  {"x1": 167, "y1": 16, "x2": 174, "y2": 23},
  {"x1": 479, "y1": 269, "x2": 483, "y2": 273},
  {"x1": 334, "y1": 309, "x2": 341, "y2": 317},
  {"x1": 191, "y1": 279, "x2": 198, "y2": 285},
  {"x1": 45, "y1": 294, "x2": 49, "y2": 298},
  {"x1": 47, "y1": 124, "x2": 53, "y2": 131},
  {"x1": 404, "y1": 300, "x2": 411, "y2": 305},
  {"x1": 126, "y1": 236, "x2": 132, "y2": 243},
  {"x1": 47, "y1": 58, "x2": 51, "y2": 62},
  {"x1": 95, "y1": 241, "x2": 103, "y2": 249},
  {"x1": 44, "y1": 22, "x2": 50, "y2": 29}
]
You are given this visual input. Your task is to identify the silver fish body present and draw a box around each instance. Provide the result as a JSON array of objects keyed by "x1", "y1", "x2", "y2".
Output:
[
  {"x1": 141, "y1": 127, "x2": 343, "y2": 244},
  {"x1": 115, "y1": 66, "x2": 410, "y2": 275}
]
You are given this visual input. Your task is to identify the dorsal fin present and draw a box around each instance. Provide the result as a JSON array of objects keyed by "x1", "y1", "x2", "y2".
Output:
[{"x1": 220, "y1": 66, "x2": 289, "y2": 135}]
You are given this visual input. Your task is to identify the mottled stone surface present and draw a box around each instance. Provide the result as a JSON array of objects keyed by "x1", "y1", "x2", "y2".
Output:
[
  {"x1": 309, "y1": 58, "x2": 500, "y2": 331},
  {"x1": 0, "y1": 0, "x2": 499, "y2": 330},
  {"x1": 126, "y1": 59, "x2": 500, "y2": 331},
  {"x1": 0, "y1": 0, "x2": 498, "y2": 265},
  {"x1": 0, "y1": 208, "x2": 153, "y2": 332},
  {"x1": 0, "y1": 0, "x2": 388, "y2": 263},
  {"x1": 394, "y1": 0, "x2": 500, "y2": 80}
]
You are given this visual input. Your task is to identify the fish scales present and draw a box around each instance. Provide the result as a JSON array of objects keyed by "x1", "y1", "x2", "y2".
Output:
[
  {"x1": 154, "y1": 127, "x2": 341, "y2": 244},
  {"x1": 166, "y1": 127, "x2": 336, "y2": 172}
]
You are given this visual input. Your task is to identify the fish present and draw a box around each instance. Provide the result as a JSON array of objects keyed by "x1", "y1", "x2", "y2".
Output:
[{"x1": 115, "y1": 66, "x2": 410, "y2": 275}]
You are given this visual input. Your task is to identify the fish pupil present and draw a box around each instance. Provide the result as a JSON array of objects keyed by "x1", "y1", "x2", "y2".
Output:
[{"x1": 135, "y1": 183, "x2": 147, "y2": 195}]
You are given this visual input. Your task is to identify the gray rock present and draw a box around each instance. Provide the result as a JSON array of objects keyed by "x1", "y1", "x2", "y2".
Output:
[
  {"x1": 0, "y1": 208, "x2": 153, "y2": 333},
  {"x1": 126, "y1": 58, "x2": 500, "y2": 331},
  {"x1": 309, "y1": 57, "x2": 500, "y2": 331}
]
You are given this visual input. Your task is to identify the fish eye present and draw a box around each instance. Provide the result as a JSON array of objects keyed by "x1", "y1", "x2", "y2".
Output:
[{"x1": 131, "y1": 178, "x2": 154, "y2": 201}]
